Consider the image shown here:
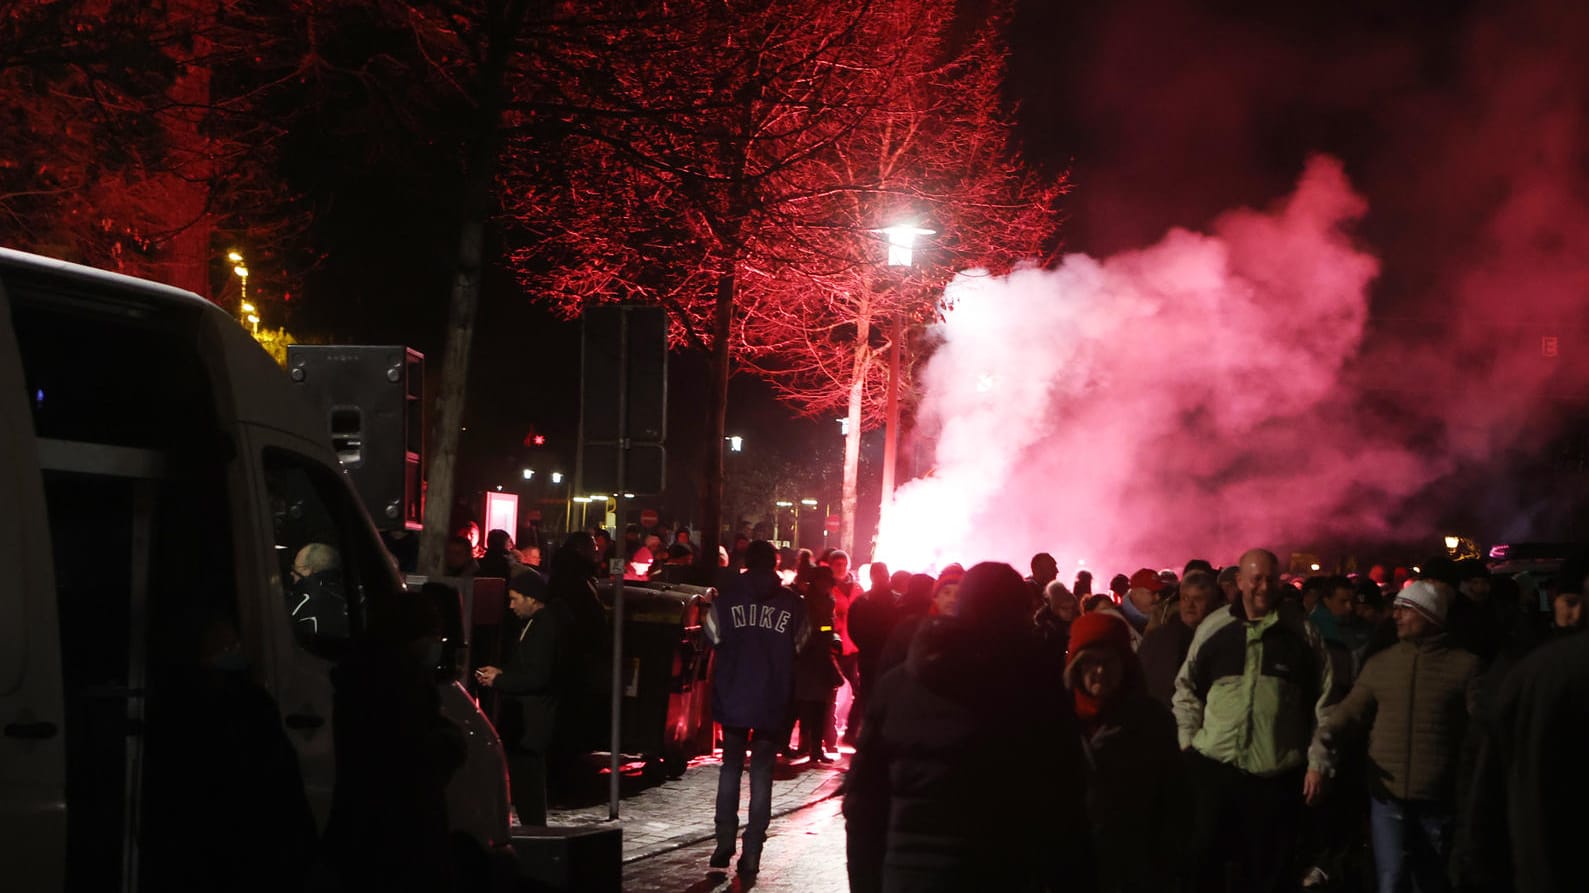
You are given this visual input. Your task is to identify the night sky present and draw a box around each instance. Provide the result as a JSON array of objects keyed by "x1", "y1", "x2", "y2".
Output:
[{"x1": 276, "y1": 0, "x2": 1589, "y2": 547}]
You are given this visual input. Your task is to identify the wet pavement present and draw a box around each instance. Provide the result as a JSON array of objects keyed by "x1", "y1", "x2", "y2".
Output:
[
  {"x1": 544, "y1": 747, "x2": 850, "y2": 864},
  {"x1": 622, "y1": 796, "x2": 849, "y2": 892}
]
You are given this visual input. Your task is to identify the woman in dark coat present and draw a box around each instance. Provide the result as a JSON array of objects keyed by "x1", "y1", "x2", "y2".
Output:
[
  {"x1": 1065, "y1": 611, "x2": 1184, "y2": 893},
  {"x1": 844, "y1": 562, "x2": 1095, "y2": 892}
]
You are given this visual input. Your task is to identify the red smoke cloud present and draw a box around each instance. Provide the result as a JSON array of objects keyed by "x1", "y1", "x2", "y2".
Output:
[{"x1": 877, "y1": 157, "x2": 1422, "y2": 575}]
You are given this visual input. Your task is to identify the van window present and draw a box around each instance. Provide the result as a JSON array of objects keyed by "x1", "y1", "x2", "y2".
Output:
[{"x1": 263, "y1": 449, "x2": 391, "y2": 654}]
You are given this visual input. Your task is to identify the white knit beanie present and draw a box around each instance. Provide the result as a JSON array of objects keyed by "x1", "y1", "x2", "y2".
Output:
[{"x1": 1394, "y1": 579, "x2": 1450, "y2": 625}]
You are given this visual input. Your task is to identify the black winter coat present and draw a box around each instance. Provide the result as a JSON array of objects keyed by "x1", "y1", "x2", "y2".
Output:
[
  {"x1": 844, "y1": 617, "x2": 1096, "y2": 893},
  {"x1": 495, "y1": 603, "x2": 570, "y2": 752},
  {"x1": 1082, "y1": 688, "x2": 1185, "y2": 893}
]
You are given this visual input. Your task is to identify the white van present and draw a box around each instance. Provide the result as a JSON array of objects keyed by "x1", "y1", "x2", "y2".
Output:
[{"x1": 0, "y1": 248, "x2": 510, "y2": 890}]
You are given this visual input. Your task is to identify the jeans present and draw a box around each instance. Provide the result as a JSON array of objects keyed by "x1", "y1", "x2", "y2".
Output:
[
  {"x1": 1369, "y1": 796, "x2": 1453, "y2": 893},
  {"x1": 715, "y1": 725, "x2": 778, "y2": 849}
]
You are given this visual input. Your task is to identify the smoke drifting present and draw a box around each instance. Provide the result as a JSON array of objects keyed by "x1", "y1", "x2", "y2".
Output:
[
  {"x1": 877, "y1": 157, "x2": 1409, "y2": 574},
  {"x1": 872, "y1": 0, "x2": 1589, "y2": 575}
]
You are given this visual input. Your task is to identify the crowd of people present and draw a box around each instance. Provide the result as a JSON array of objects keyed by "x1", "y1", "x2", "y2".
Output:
[
  {"x1": 707, "y1": 541, "x2": 1589, "y2": 893},
  {"x1": 440, "y1": 524, "x2": 1587, "y2": 892}
]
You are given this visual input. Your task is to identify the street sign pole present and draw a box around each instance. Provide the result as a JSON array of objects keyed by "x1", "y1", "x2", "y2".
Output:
[{"x1": 608, "y1": 310, "x2": 628, "y2": 822}]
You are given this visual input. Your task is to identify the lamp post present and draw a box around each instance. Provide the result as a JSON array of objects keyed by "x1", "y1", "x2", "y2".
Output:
[
  {"x1": 228, "y1": 250, "x2": 258, "y2": 335},
  {"x1": 871, "y1": 222, "x2": 933, "y2": 513}
]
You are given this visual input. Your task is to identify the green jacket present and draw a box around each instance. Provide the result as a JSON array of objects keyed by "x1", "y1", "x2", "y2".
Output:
[
  {"x1": 1320, "y1": 634, "x2": 1478, "y2": 803},
  {"x1": 1172, "y1": 600, "x2": 1333, "y2": 776}
]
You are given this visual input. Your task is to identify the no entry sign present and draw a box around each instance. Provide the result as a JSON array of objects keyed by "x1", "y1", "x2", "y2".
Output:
[
  {"x1": 825, "y1": 514, "x2": 842, "y2": 533},
  {"x1": 640, "y1": 508, "x2": 659, "y2": 527}
]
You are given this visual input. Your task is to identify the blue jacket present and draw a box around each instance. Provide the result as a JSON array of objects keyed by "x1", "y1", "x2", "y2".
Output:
[{"x1": 706, "y1": 569, "x2": 808, "y2": 730}]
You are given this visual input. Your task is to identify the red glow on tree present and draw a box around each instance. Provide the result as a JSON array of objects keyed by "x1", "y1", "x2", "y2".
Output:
[{"x1": 501, "y1": 0, "x2": 1063, "y2": 554}]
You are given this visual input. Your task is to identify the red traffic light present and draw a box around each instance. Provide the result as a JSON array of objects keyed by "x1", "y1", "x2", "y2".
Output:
[{"x1": 533, "y1": 434, "x2": 546, "y2": 446}]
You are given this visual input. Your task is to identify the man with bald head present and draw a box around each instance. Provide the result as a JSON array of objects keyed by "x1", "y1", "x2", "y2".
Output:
[
  {"x1": 1173, "y1": 548, "x2": 1334, "y2": 892},
  {"x1": 289, "y1": 542, "x2": 348, "y2": 638}
]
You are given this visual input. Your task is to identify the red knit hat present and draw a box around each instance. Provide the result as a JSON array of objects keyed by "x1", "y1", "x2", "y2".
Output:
[{"x1": 1064, "y1": 611, "x2": 1133, "y2": 683}]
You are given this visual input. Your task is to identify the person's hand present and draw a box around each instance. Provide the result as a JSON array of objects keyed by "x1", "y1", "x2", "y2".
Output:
[
  {"x1": 475, "y1": 666, "x2": 501, "y2": 687},
  {"x1": 1303, "y1": 769, "x2": 1324, "y2": 805}
]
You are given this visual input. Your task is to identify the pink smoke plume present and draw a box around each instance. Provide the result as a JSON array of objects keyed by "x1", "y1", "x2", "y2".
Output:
[{"x1": 875, "y1": 155, "x2": 1440, "y2": 577}]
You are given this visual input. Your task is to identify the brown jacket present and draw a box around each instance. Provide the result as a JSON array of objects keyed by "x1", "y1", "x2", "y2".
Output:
[{"x1": 1322, "y1": 633, "x2": 1479, "y2": 803}]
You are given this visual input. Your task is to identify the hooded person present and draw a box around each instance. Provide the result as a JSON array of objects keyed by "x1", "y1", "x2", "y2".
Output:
[
  {"x1": 1065, "y1": 611, "x2": 1184, "y2": 892},
  {"x1": 844, "y1": 563, "x2": 1095, "y2": 893}
]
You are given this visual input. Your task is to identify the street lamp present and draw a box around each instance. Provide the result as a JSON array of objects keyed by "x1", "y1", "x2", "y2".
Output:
[
  {"x1": 1443, "y1": 535, "x2": 1460, "y2": 551},
  {"x1": 872, "y1": 222, "x2": 936, "y2": 268},
  {"x1": 726, "y1": 435, "x2": 744, "y2": 452},
  {"x1": 522, "y1": 468, "x2": 535, "y2": 480},
  {"x1": 872, "y1": 221, "x2": 935, "y2": 522},
  {"x1": 551, "y1": 472, "x2": 563, "y2": 484}
]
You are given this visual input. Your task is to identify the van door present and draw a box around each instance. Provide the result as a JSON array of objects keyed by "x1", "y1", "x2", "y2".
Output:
[
  {"x1": 0, "y1": 267, "x2": 67, "y2": 890},
  {"x1": 237, "y1": 426, "x2": 403, "y2": 827}
]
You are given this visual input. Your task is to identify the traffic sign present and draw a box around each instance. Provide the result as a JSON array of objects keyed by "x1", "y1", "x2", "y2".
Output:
[
  {"x1": 825, "y1": 514, "x2": 842, "y2": 533},
  {"x1": 640, "y1": 508, "x2": 659, "y2": 527}
]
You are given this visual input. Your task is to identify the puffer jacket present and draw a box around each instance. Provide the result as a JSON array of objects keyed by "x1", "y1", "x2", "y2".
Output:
[
  {"x1": 1321, "y1": 633, "x2": 1478, "y2": 803},
  {"x1": 1172, "y1": 600, "x2": 1334, "y2": 776}
]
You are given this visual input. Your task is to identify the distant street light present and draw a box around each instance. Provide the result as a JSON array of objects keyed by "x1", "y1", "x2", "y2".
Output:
[
  {"x1": 1443, "y1": 535, "x2": 1460, "y2": 551},
  {"x1": 522, "y1": 468, "x2": 535, "y2": 480},
  {"x1": 726, "y1": 435, "x2": 744, "y2": 452},
  {"x1": 836, "y1": 417, "x2": 849, "y2": 436},
  {"x1": 800, "y1": 498, "x2": 818, "y2": 507},
  {"x1": 551, "y1": 472, "x2": 564, "y2": 484}
]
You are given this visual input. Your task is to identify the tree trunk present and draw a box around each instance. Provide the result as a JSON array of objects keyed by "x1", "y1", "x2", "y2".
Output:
[
  {"x1": 880, "y1": 312, "x2": 902, "y2": 511},
  {"x1": 698, "y1": 267, "x2": 735, "y2": 574},
  {"x1": 841, "y1": 292, "x2": 872, "y2": 555},
  {"x1": 417, "y1": 2, "x2": 526, "y2": 576}
]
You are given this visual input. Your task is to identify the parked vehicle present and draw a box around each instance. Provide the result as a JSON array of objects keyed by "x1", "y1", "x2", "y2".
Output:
[{"x1": 0, "y1": 248, "x2": 509, "y2": 890}]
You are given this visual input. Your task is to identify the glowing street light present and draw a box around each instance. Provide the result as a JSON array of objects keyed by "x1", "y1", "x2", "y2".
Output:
[
  {"x1": 836, "y1": 417, "x2": 849, "y2": 437},
  {"x1": 1443, "y1": 535, "x2": 1460, "y2": 551},
  {"x1": 726, "y1": 435, "x2": 744, "y2": 452},
  {"x1": 873, "y1": 221, "x2": 937, "y2": 268},
  {"x1": 775, "y1": 500, "x2": 794, "y2": 508},
  {"x1": 522, "y1": 468, "x2": 535, "y2": 480},
  {"x1": 551, "y1": 472, "x2": 564, "y2": 484},
  {"x1": 800, "y1": 498, "x2": 818, "y2": 507}
]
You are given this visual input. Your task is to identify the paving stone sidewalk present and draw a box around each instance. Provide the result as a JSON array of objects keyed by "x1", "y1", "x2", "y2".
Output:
[{"x1": 546, "y1": 751, "x2": 850, "y2": 862}]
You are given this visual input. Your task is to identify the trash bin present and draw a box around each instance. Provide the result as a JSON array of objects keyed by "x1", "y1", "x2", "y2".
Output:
[{"x1": 596, "y1": 581, "x2": 716, "y2": 777}]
